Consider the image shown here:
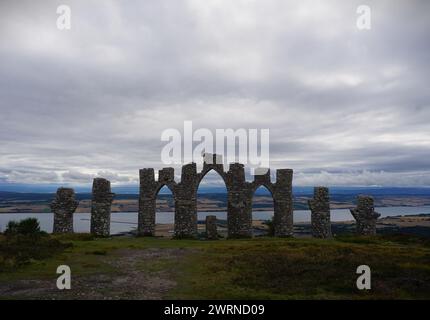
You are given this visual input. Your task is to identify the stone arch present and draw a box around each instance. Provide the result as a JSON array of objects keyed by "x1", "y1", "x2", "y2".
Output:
[
  {"x1": 154, "y1": 182, "x2": 177, "y2": 200},
  {"x1": 195, "y1": 168, "x2": 229, "y2": 236},
  {"x1": 138, "y1": 167, "x2": 177, "y2": 236},
  {"x1": 196, "y1": 167, "x2": 229, "y2": 192},
  {"x1": 154, "y1": 184, "x2": 176, "y2": 237},
  {"x1": 250, "y1": 184, "x2": 275, "y2": 236},
  {"x1": 138, "y1": 155, "x2": 294, "y2": 239},
  {"x1": 196, "y1": 153, "x2": 229, "y2": 190},
  {"x1": 173, "y1": 154, "x2": 230, "y2": 238},
  {"x1": 250, "y1": 182, "x2": 275, "y2": 198}
]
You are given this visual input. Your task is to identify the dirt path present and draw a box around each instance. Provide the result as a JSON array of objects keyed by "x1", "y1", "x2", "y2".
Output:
[{"x1": 0, "y1": 247, "x2": 193, "y2": 300}]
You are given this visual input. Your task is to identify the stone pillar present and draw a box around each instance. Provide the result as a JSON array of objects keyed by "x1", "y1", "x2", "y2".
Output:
[
  {"x1": 308, "y1": 187, "x2": 332, "y2": 238},
  {"x1": 90, "y1": 178, "x2": 115, "y2": 237},
  {"x1": 350, "y1": 196, "x2": 380, "y2": 235},
  {"x1": 174, "y1": 163, "x2": 197, "y2": 238},
  {"x1": 273, "y1": 169, "x2": 294, "y2": 237},
  {"x1": 51, "y1": 188, "x2": 78, "y2": 234},
  {"x1": 139, "y1": 197, "x2": 156, "y2": 236},
  {"x1": 174, "y1": 198, "x2": 197, "y2": 238},
  {"x1": 138, "y1": 168, "x2": 157, "y2": 236},
  {"x1": 227, "y1": 163, "x2": 252, "y2": 238},
  {"x1": 205, "y1": 215, "x2": 218, "y2": 240}
]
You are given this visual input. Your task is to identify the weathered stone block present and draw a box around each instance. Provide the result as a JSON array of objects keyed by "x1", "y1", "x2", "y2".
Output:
[
  {"x1": 51, "y1": 188, "x2": 78, "y2": 234},
  {"x1": 273, "y1": 199, "x2": 293, "y2": 237},
  {"x1": 140, "y1": 168, "x2": 155, "y2": 181},
  {"x1": 181, "y1": 163, "x2": 197, "y2": 185},
  {"x1": 253, "y1": 168, "x2": 271, "y2": 184},
  {"x1": 226, "y1": 162, "x2": 252, "y2": 238},
  {"x1": 228, "y1": 163, "x2": 245, "y2": 182},
  {"x1": 174, "y1": 198, "x2": 197, "y2": 238},
  {"x1": 276, "y1": 169, "x2": 293, "y2": 185},
  {"x1": 308, "y1": 187, "x2": 332, "y2": 238},
  {"x1": 138, "y1": 168, "x2": 158, "y2": 236},
  {"x1": 350, "y1": 195, "x2": 381, "y2": 235},
  {"x1": 90, "y1": 178, "x2": 115, "y2": 237},
  {"x1": 158, "y1": 167, "x2": 175, "y2": 183},
  {"x1": 227, "y1": 189, "x2": 253, "y2": 238},
  {"x1": 273, "y1": 169, "x2": 294, "y2": 237}
]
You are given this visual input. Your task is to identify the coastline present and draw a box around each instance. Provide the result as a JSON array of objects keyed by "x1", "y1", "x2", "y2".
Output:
[{"x1": 2, "y1": 204, "x2": 430, "y2": 214}]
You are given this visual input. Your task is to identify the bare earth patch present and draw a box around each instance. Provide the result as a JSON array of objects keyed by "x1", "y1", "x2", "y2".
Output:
[{"x1": 0, "y1": 247, "x2": 194, "y2": 300}]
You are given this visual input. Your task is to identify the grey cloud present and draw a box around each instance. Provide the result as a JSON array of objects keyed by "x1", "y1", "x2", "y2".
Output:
[{"x1": 0, "y1": 0, "x2": 429, "y2": 187}]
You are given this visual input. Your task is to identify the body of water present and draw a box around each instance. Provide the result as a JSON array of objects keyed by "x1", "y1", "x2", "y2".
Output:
[{"x1": 1, "y1": 206, "x2": 430, "y2": 235}]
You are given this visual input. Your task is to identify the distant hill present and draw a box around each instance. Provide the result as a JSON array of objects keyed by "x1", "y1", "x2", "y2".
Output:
[{"x1": 1, "y1": 187, "x2": 430, "y2": 213}]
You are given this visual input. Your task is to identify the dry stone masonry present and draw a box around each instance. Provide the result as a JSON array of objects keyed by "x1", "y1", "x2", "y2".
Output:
[
  {"x1": 205, "y1": 215, "x2": 218, "y2": 240},
  {"x1": 138, "y1": 153, "x2": 294, "y2": 239},
  {"x1": 350, "y1": 195, "x2": 381, "y2": 235},
  {"x1": 308, "y1": 187, "x2": 332, "y2": 238},
  {"x1": 90, "y1": 178, "x2": 115, "y2": 237},
  {"x1": 49, "y1": 155, "x2": 382, "y2": 239},
  {"x1": 51, "y1": 188, "x2": 78, "y2": 234}
]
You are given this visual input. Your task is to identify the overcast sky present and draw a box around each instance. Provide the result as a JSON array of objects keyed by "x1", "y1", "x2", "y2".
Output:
[{"x1": 0, "y1": 0, "x2": 429, "y2": 188}]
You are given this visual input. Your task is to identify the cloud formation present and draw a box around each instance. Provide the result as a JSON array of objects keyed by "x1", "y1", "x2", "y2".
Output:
[{"x1": 0, "y1": 0, "x2": 429, "y2": 187}]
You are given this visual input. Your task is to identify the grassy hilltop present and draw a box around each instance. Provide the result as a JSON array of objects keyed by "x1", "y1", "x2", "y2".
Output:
[{"x1": 1, "y1": 232, "x2": 430, "y2": 299}]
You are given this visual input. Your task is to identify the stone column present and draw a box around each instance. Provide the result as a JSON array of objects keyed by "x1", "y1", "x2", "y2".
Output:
[
  {"x1": 205, "y1": 215, "x2": 218, "y2": 240},
  {"x1": 138, "y1": 197, "x2": 156, "y2": 236},
  {"x1": 174, "y1": 198, "x2": 197, "y2": 238},
  {"x1": 51, "y1": 188, "x2": 78, "y2": 234},
  {"x1": 227, "y1": 163, "x2": 252, "y2": 238},
  {"x1": 273, "y1": 169, "x2": 294, "y2": 237},
  {"x1": 90, "y1": 178, "x2": 115, "y2": 237},
  {"x1": 138, "y1": 168, "x2": 157, "y2": 236},
  {"x1": 350, "y1": 196, "x2": 380, "y2": 235},
  {"x1": 308, "y1": 187, "x2": 332, "y2": 238},
  {"x1": 174, "y1": 163, "x2": 198, "y2": 238}
]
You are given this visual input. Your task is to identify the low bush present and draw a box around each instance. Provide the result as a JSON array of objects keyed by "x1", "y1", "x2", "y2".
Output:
[
  {"x1": 4, "y1": 218, "x2": 45, "y2": 237},
  {"x1": 0, "y1": 218, "x2": 72, "y2": 272}
]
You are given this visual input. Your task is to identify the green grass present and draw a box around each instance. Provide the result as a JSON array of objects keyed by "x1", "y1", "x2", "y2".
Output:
[
  {"x1": 1, "y1": 234, "x2": 430, "y2": 299},
  {"x1": 161, "y1": 237, "x2": 430, "y2": 299},
  {"x1": 0, "y1": 234, "x2": 71, "y2": 273}
]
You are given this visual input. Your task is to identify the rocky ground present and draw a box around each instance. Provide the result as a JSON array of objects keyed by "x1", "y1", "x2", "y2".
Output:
[{"x1": 2, "y1": 234, "x2": 430, "y2": 300}]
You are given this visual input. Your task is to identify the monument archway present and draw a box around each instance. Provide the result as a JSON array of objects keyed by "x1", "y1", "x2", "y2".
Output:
[
  {"x1": 154, "y1": 185, "x2": 175, "y2": 237},
  {"x1": 196, "y1": 169, "x2": 228, "y2": 237},
  {"x1": 251, "y1": 185, "x2": 275, "y2": 236},
  {"x1": 138, "y1": 154, "x2": 294, "y2": 239}
]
